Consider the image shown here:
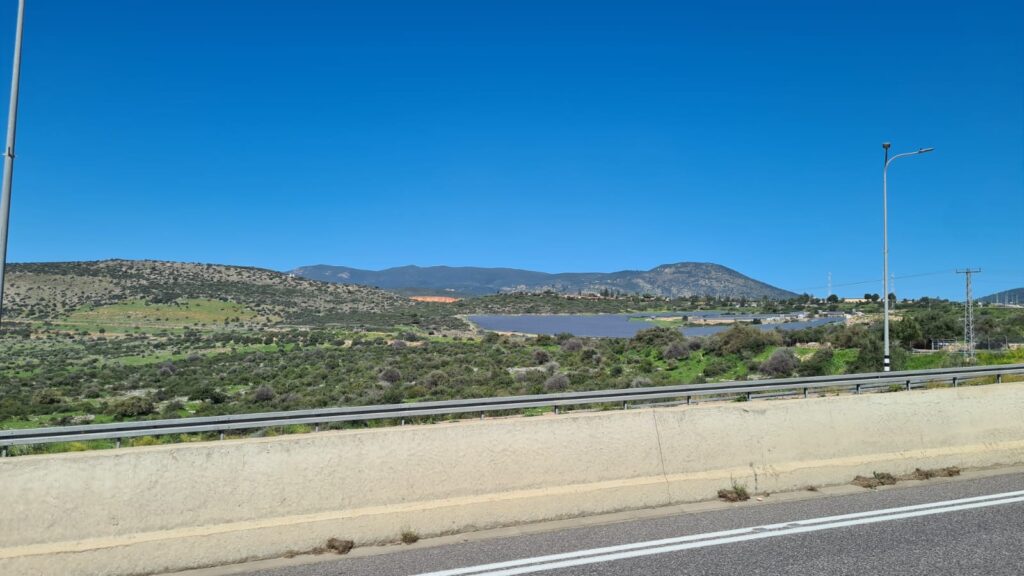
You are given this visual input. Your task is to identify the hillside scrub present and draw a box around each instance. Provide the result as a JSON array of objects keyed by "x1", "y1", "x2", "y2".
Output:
[{"x1": 2, "y1": 279, "x2": 1023, "y2": 431}]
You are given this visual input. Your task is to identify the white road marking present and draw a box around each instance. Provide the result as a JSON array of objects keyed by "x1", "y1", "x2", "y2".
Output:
[{"x1": 414, "y1": 489, "x2": 1024, "y2": 576}]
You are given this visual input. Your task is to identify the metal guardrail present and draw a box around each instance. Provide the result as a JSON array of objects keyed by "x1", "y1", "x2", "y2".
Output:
[{"x1": 2, "y1": 363, "x2": 1022, "y2": 450}]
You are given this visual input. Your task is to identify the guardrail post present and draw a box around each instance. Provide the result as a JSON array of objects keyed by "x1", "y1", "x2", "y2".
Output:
[
  {"x1": 745, "y1": 392, "x2": 752, "y2": 402},
  {"x1": 686, "y1": 396, "x2": 691, "y2": 405},
  {"x1": 855, "y1": 384, "x2": 861, "y2": 394},
  {"x1": 905, "y1": 380, "x2": 911, "y2": 391},
  {"x1": 622, "y1": 401, "x2": 627, "y2": 410},
  {"x1": 1, "y1": 447, "x2": 6, "y2": 457},
  {"x1": 314, "y1": 424, "x2": 320, "y2": 433},
  {"x1": 219, "y1": 431, "x2": 225, "y2": 441},
  {"x1": 953, "y1": 377, "x2": 958, "y2": 388},
  {"x1": 803, "y1": 388, "x2": 808, "y2": 399},
  {"x1": 400, "y1": 419, "x2": 406, "y2": 426},
  {"x1": 997, "y1": 374, "x2": 1003, "y2": 384},
  {"x1": 115, "y1": 438, "x2": 121, "y2": 449}
]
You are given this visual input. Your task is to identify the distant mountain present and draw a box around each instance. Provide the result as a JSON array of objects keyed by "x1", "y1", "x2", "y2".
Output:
[
  {"x1": 291, "y1": 262, "x2": 797, "y2": 300},
  {"x1": 979, "y1": 287, "x2": 1024, "y2": 305}
]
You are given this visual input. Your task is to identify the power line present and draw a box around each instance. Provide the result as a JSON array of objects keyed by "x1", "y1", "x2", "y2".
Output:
[{"x1": 796, "y1": 270, "x2": 951, "y2": 292}]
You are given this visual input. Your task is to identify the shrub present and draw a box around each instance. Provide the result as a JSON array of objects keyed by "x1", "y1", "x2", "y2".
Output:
[
  {"x1": 160, "y1": 399, "x2": 185, "y2": 418},
  {"x1": 379, "y1": 367, "x2": 402, "y2": 384},
  {"x1": 110, "y1": 396, "x2": 155, "y2": 418},
  {"x1": 798, "y1": 347, "x2": 834, "y2": 377},
  {"x1": 760, "y1": 348, "x2": 799, "y2": 377},
  {"x1": 630, "y1": 376, "x2": 652, "y2": 388},
  {"x1": 662, "y1": 341, "x2": 690, "y2": 361},
  {"x1": 423, "y1": 370, "x2": 449, "y2": 389},
  {"x1": 561, "y1": 338, "x2": 584, "y2": 353},
  {"x1": 532, "y1": 348, "x2": 551, "y2": 365},
  {"x1": 708, "y1": 324, "x2": 780, "y2": 356},
  {"x1": 703, "y1": 357, "x2": 733, "y2": 378},
  {"x1": 253, "y1": 385, "x2": 276, "y2": 402},
  {"x1": 630, "y1": 327, "x2": 684, "y2": 349},
  {"x1": 543, "y1": 373, "x2": 570, "y2": 392}
]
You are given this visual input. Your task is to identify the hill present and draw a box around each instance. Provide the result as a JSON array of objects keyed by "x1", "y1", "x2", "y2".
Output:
[
  {"x1": 291, "y1": 262, "x2": 797, "y2": 300},
  {"x1": 1, "y1": 260, "x2": 461, "y2": 330},
  {"x1": 979, "y1": 287, "x2": 1024, "y2": 306}
]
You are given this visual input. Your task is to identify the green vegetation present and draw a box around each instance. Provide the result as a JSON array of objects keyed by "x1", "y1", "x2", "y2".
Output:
[{"x1": 1, "y1": 260, "x2": 1022, "y2": 440}]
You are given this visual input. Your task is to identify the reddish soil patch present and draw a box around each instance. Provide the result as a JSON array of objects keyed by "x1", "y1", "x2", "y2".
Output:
[{"x1": 409, "y1": 296, "x2": 461, "y2": 303}]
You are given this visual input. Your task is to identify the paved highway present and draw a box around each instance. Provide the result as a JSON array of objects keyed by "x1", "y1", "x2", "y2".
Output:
[{"x1": 208, "y1": 471, "x2": 1024, "y2": 576}]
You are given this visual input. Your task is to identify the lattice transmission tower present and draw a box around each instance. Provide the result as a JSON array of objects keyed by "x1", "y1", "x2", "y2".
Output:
[{"x1": 956, "y1": 268, "x2": 981, "y2": 363}]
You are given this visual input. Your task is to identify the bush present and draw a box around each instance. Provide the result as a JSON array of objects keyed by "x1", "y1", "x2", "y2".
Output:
[
  {"x1": 532, "y1": 348, "x2": 551, "y2": 365},
  {"x1": 630, "y1": 327, "x2": 684, "y2": 349},
  {"x1": 708, "y1": 324, "x2": 780, "y2": 356},
  {"x1": 423, "y1": 370, "x2": 449, "y2": 389},
  {"x1": 109, "y1": 396, "x2": 155, "y2": 418},
  {"x1": 703, "y1": 357, "x2": 733, "y2": 378},
  {"x1": 543, "y1": 373, "x2": 570, "y2": 392},
  {"x1": 662, "y1": 341, "x2": 690, "y2": 361},
  {"x1": 160, "y1": 399, "x2": 185, "y2": 418},
  {"x1": 798, "y1": 347, "x2": 834, "y2": 377},
  {"x1": 760, "y1": 348, "x2": 798, "y2": 377},
  {"x1": 561, "y1": 338, "x2": 584, "y2": 353},
  {"x1": 630, "y1": 376, "x2": 652, "y2": 388},
  {"x1": 379, "y1": 367, "x2": 402, "y2": 384},
  {"x1": 253, "y1": 385, "x2": 276, "y2": 402}
]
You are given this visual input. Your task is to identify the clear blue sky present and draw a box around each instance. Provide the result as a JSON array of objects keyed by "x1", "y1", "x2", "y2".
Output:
[{"x1": 1, "y1": 1, "x2": 1021, "y2": 299}]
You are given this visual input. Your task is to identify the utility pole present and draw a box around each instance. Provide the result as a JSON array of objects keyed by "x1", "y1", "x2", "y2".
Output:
[
  {"x1": 827, "y1": 272, "x2": 832, "y2": 300},
  {"x1": 956, "y1": 268, "x2": 981, "y2": 363},
  {"x1": 0, "y1": 0, "x2": 26, "y2": 326}
]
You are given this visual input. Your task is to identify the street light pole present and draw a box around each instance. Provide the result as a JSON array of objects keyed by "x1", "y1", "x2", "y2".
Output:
[
  {"x1": 0, "y1": 0, "x2": 25, "y2": 326},
  {"x1": 881, "y1": 142, "x2": 934, "y2": 372}
]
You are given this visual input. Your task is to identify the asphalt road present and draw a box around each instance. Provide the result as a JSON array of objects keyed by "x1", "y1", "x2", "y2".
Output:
[{"x1": 230, "y1": 471, "x2": 1024, "y2": 576}]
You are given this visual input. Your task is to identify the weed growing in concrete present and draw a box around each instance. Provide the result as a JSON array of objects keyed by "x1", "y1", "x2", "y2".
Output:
[
  {"x1": 401, "y1": 529, "x2": 420, "y2": 544},
  {"x1": 718, "y1": 482, "x2": 750, "y2": 502},
  {"x1": 852, "y1": 471, "x2": 898, "y2": 489},
  {"x1": 326, "y1": 538, "x2": 354, "y2": 555}
]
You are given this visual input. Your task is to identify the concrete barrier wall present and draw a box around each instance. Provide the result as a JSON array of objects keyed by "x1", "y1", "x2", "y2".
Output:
[{"x1": 2, "y1": 383, "x2": 1023, "y2": 575}]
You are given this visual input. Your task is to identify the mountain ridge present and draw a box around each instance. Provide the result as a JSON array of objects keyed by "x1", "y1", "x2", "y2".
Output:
[
  {"x1": 291, "y1": 262, "x2": 797, "y2": 300},
  {"x1": 979, "y1": 287, "x2": 1024, "y2": 305}
]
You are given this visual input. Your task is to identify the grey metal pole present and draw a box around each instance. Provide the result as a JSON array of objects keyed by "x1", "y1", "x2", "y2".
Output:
[
  {"x1": 880, "y1": 143, "x2": 934, "y2": 372},
  {"x1": 0, "y1": 0, "x2": 26, "y2": 326}
]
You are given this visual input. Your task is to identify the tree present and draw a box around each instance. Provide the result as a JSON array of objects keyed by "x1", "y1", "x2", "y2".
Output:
[{"x1": 826, "y1": 294, "x2": 840, "y2": 304}]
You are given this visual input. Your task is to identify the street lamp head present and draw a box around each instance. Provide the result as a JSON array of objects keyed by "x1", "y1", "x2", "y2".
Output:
[
  {"x1": 918, "y1": 147, "x2": 935, "y2": 154},
  {"x1": 882, "y1": 142, "x2": 891, "y2": 149}
]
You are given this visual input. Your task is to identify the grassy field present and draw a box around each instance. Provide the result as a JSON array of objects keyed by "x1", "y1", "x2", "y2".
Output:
[{"x1": 59, "y1": 299, "x2": 260, "y2": 333}]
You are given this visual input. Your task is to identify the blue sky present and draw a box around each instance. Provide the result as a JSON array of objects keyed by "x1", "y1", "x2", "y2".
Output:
[{"x1": 1, "y1": 1, "x2": 1021, "y2": 299}]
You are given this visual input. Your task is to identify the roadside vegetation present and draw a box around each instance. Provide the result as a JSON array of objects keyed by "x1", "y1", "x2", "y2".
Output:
[{"x1": 2, "y1": 261, "x2": 1022, "y2": 437}]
